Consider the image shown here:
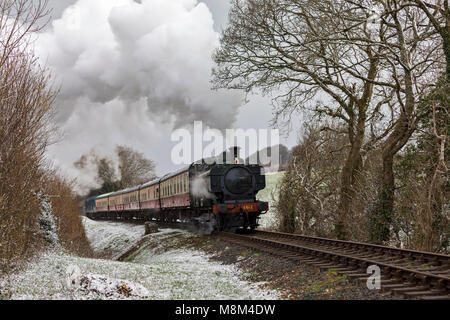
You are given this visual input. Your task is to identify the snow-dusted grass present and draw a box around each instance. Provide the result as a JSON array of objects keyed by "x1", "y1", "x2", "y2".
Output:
[
  {"x1": 1, "y1": 251, "x2": 152, "y2": 300},
  {"x1": 1, "y1": 219, "x2": 280, "y2": 300},
  {"x1": 82, "y1": 217, "x2": 145, "y2": 256},
  {"x1": 131, "y1": 246, "x2": 277, "y2": 299},
  {"x1": 257, "y1": 171, "x2": 284, "y2": 229}
]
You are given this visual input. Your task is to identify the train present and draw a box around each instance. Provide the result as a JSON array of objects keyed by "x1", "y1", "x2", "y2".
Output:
[{"x1": 84, "y1": 147, "x2": 269, "y2": 233}]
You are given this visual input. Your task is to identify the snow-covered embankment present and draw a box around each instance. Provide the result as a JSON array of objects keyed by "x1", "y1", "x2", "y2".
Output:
[{"x1": 1, "y1": 218, "x2": 280, "y2": 300}]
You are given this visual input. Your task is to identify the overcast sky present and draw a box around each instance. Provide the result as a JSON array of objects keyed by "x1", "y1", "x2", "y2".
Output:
[{"x1": 36, "y1": 0, "x2": 302, "y2": 192}]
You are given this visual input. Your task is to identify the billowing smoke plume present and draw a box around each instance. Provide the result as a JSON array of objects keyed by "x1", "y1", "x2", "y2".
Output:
[
  {"x1": 37, "y1": 0, "x2": 241, "y2": 128},
  {"x1": 36, "y1": 0, "x2": 244, "y2": 189}
]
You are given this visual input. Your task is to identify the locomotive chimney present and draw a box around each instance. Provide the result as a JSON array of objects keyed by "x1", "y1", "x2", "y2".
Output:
[
  {"x1": 230, "y1": 146, "x2": 240, "y2": 164},
  {"x1": 222, "y1": 146, "x2": 241, "y2": 164}
]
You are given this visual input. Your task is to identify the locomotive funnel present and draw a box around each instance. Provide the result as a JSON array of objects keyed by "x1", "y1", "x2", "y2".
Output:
[{"x1": 222, "y1": 146, "x2": 241, "y2": 164}]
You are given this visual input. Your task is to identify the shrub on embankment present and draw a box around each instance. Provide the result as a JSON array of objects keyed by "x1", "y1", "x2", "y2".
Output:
[
  {"x1": 0, "y1": 0, "x2": 92, "y2": 274},
  {"x1": 41, "y1": 172, "x2": 93, "y2": 258}
]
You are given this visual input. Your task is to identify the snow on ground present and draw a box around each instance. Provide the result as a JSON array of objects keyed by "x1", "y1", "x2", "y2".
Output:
[
  {"x1": 257, "y1": 171, "x2": 284, "y2": 229},
  {"x1": 81, "y1": 217, "x2": 145, "y2": 256},
  {"x1": 130, "y1": 246, "x2": 277, "y2": 299},
  {"x1": 0, "y1": 251, "x2": 153, "y2": 299},
  {"x1": 1, "y1": 219, "x2": 280, "y2": 300}
]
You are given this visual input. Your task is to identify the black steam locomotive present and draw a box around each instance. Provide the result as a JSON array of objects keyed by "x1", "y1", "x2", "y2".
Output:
[{"x1": 85, "y1": 147, "x2": 268, "y2": 233}]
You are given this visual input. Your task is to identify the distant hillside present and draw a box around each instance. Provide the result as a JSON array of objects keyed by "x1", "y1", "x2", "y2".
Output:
[{"x1": 245, "y1": 144, "x2": 291, "y2": 172}]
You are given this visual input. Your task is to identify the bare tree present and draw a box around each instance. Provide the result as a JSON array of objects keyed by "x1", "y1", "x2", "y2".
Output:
[
  {"x1": 214, "y1": 0, "x2": 444, "y2": 241},
  {"x1": 96, "y1": 158, "x2": 119, "y2": 193},
  {"x1": 78, "y1": 146, "x2": 157, "y2": 196},
  {"x1": 214, "y1": 0, "x2": 390, "y2": 239},
  {"x1": 117, "y1": 145, "x2": 156, "y2": 188},
  {"x1": 276, "y1": 125, "x2": 349, "y2": 237},
  {"x1": 345, "y1": 1, "x2": 445, "y2": 242},
  {"x1": 405, "y1": 0, "x2": 450, "y2": 81},
  {"x1": 0, "y1": 0, "x2": 55, "y2": 268}
]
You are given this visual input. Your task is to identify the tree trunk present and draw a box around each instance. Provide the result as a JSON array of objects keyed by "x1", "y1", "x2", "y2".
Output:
[
  {"x1": 335, "y1": 54, "x2": 377, "y2": 240},
  {"x1": 370, "y1": 13, "x2": 417, "y2": 244},
  {"x1": 444, "y1": 19, "x2": 450, "y2": 81},
  {"x1": 335, "y1": 122, "x2": 364, "y2": 240},
  {"x1": 444, "y1": 35, "x2": 450, "y2": 81},
  {"x1": 370, "y1": 89, "x2": 415, "y2": 243},
  {"x1": 370, "y1": 149, "x2": 394, "y2": 243}
]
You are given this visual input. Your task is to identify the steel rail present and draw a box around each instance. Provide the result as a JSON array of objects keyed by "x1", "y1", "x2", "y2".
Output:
[
  {"x1": 252, "y1": 230, "x2": 450, "y2": 264},
  {"x1": 218, "y1": 231, "x2": 450, "y2": 299}
]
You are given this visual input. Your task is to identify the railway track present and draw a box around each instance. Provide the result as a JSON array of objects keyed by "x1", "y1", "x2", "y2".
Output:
[{"x1": 218, "y1": 230, "x2": 450, "y2": 300}]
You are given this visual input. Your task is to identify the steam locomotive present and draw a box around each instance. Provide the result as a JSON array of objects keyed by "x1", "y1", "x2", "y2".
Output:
[{"x1": 84, "y1": 147, "x2": 269, "y2": 233}]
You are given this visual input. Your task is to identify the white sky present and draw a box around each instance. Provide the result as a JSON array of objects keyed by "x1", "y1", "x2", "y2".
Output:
[{"x1": 36, "y1": 0, "x2": 302, "y2": 191}]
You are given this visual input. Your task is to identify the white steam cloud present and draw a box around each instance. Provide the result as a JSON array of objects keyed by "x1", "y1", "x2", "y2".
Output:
[
  {"x1": 191, "y1": 176, "x2": 216, "y2": 200},
  {"x1": 36, "y1": 0, "x2": 243, "y2": 190}
]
